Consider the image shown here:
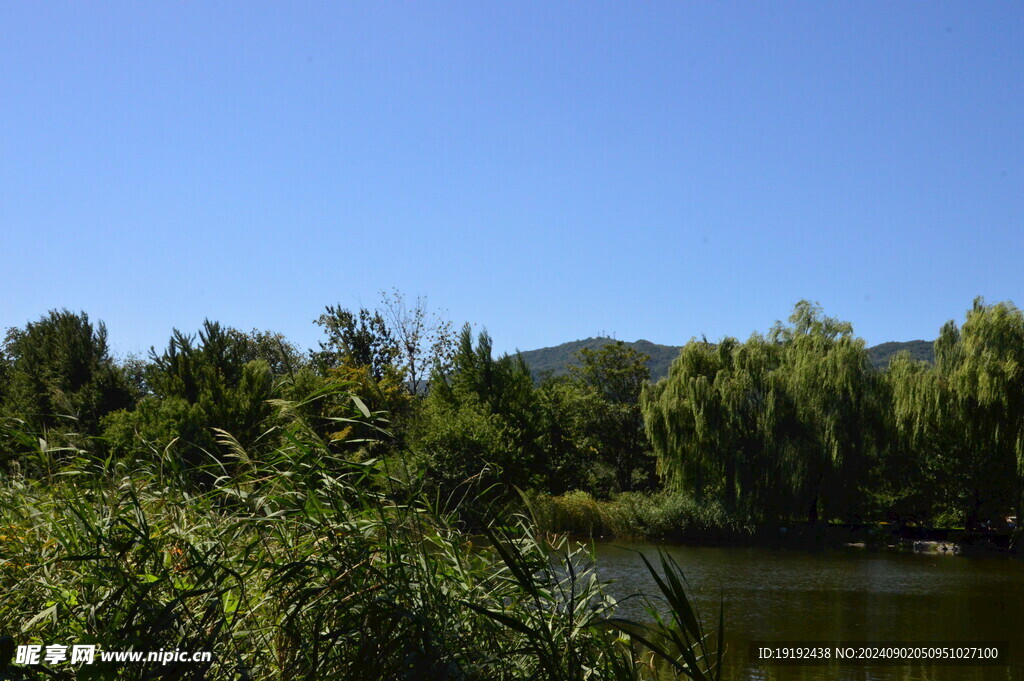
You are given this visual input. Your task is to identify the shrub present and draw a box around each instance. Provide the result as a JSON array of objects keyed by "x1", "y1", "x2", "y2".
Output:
[{"x1": 528, "y1": 490, "x2": 752, "y2": 543}]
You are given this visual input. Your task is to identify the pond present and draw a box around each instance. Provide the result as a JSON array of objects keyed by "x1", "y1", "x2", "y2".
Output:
[{"x1": 594, "y1": 541, "x2": 1024, "y2": 680}]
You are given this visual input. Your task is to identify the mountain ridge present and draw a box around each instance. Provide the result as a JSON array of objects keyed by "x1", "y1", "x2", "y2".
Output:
[{"x1": 516, "y1": 337, "x2": 935, "y2": 381}]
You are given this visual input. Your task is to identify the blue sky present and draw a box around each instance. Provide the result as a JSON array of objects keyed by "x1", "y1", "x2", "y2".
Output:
[{"x1": 2, "y1": 3, "x2": 1022, "y2": 357}]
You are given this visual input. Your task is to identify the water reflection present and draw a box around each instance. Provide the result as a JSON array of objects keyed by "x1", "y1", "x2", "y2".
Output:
[{"x1": 593, "y1": 542, "x2": 1024, "y2": 680}]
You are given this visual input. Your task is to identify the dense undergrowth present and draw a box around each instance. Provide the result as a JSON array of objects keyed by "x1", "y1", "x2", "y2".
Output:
[
  {"x1": 526, "y1": 491, "x2": 753, "y2": 543},
  {"x1": 0, "y1": 393, "x2": 723, "y2": 681}
]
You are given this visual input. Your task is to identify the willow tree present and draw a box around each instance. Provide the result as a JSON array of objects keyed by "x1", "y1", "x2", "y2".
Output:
[
  {"x1": 641, "y1": 334, "x2": 788, "y2": 517},
  {"x1": 642, "y1": 338, "x2": 730, "y2": 501},
  {"x1": 931, "y1": 299, "x2": 1024, "y2": 526},
  {"x1": 881, "y1": 351, "x2": 947, "y2": 521},
  {"x1": 770, "y1": 301, "x2": 877, "y2": 523},
  {"x1": 721, "y1": 333, "x2": 792, "y2": 518}
]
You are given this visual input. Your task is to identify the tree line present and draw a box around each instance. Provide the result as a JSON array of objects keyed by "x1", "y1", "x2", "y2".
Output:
[
  {"x1": 0, "y1": 292, "x2": 654, "y2": 511},
  {"x1": 643, "y1": 298, "x2": 1024, "y2": 528},
  {"x1": 2, "y1": 294, "x2": 1022, "y2": 529}
]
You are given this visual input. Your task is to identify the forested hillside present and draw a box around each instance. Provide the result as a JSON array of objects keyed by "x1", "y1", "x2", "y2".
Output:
[
  {"x1": 520, "y1": 337, "x2": 935, "y2": 380},
  {"x1": 867, "y1": 340, "x2": 934, "y2": 368},
  {"x1": 518, "y1": 337, "x2": 682, "y2": 380}
]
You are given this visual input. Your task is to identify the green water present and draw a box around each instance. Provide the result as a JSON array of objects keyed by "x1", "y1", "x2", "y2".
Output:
[{"x1": 594, "y1": 542, "x2": 1024, "y2": 680}]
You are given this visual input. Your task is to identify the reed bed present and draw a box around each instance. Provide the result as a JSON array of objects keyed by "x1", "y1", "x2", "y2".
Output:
[
  {"x1": 0, "y1": 394, "x2": 723, "y2": 680},
  {"x1": 526, "y1": 490, "x2": 752, "y2": 543}
]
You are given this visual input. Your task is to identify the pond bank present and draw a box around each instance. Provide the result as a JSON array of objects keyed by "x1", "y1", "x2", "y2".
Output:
[
  {"x1": 754, "y1": 523, "x2": 1018, "y2": 556},
  {"x1": 528, "y1": 491, "x2": 1020, "y2": 556}
]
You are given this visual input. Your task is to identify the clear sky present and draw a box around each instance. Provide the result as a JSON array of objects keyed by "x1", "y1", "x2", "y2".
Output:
[{"x1": 2, "y1": 3, "x2": 1022, "y2": 357}]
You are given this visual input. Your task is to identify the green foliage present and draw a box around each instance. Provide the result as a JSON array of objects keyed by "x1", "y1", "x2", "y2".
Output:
[
  {"x1": 7, "y1": 297, "x2": 1024, "y2": 540},
  {"x1": 229, "y1": 327, "x2": 306, "y2": 377},
  {"x1": 888, "y1": 298, "x2": 1024, "y2": 526},
  {"x1": 573, "y1": 342, "x2": 650, "y2": 404},
  {"x1": 314, "y1": 291, "x2": 457, "y2": 395},
  {"x1": 535, "y1": 378, "x2": 608, "y2": 495},
  {"x1": 875, "y1": 351, "x2": 950, "y2": 522},
  {"x1": 1, "y1": 309, "x2": 135, "y2": 443},
  {"x1": 416, "y1": 331, "x2": 657, "y2": 503},
  {"x1": 410, "y1": 395, "x2": 517, "y2": 504},
  {"x1": 769, "y1": 301, "x2": 879, "y2": 522},
  {"x1": 314, "y1": 305, "x2": 398, "y2": 379},
  {"x1": 321, "y1": 358, "x2": 413, "y2": 447},
  {"x1": 947, "y1": 299, "x2": 1024, "y2": 523},
  {"x1": 414, "y1": 326, "x2": 542, "y2": 502},
  {"x1": 570, "y1": 341, "x2": 654, "y2": 493},
  {"x1": 643, "y1": 335, "x2": 785, "y2": 518},
  {"x1": 644, "y1": 302, "x2": 879, "y2": 523},
  {"x1": 101, "y1": 321, "x2": 277, "y2": 471},
  {"x1": 644, "y1": 298, "x2": 1024, "y2": 528},
  {"x1": 432, "y1": 326, "x2": 538, "y2": 420},
  {"x1": 527, "y1": 490, "x2": 750, "y2": 542}
]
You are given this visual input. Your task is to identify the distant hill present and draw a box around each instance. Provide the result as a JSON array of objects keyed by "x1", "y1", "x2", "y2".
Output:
[
  {"x1": 517, "y1": 337, "x2": 935, "y2": 382},
  {"x1": 516, "y1": 337, "x2": 682, "y2": 381},
  {"x1": 866, "y1": 340, "x2": 934, "y2": 369}
]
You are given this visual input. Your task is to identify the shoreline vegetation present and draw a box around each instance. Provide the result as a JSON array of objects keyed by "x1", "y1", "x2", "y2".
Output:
[
  {"x1": 527, "y1": 490, "x2": 753, "y2": 544},
  {"x1": 4, "y1": 295, "x2": 1024, "y2": 540},
  {"x1": 529, "y1": 491, "x2": 1018, "y2": 556}
]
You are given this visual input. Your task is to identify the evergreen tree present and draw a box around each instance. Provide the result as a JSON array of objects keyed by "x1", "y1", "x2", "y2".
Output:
[
  {"x1": 102, "y1": 320, "x2": 276, "y2": 468},
  {"x1": 2, "y1": 309, "x2": 135, "y2": 439},
  {"x1": 415, "y1": 326, "x2": 541, "y2": 497},
  {"x1": 314, "y1": 306, "x2": 398, "y2": 380}
]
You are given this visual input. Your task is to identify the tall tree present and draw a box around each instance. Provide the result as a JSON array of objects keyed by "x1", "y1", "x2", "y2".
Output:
[
  {"x1": 314, "y1": 306, "x2": 398, "y2": 380},
  {"x1": 933, "y1": 299, "x2": 1024, "y2": 525},
  {"x1": 770, "y1": 301, "x2": 877, "y2": 523},
  {"x1": 643, "y1": 338, "x2": 731, "y2": 501},
  {"x1": 715, "y1": 335, "x2": 792, "y2": 516},
  {"x1": 380, "y1": 289, "x2": 456, "y2": 395},
  {"x1": 230, "y1": 328, "x2": 306, "y2": 377},
  {"x1": 315, "y1": 291, "x2": 456, "y2": 395},
  {"x1": 2, "y1": 309, "x2": 135, "y2": 438},
  {"x1": 883, "y1": 351, "x2": 951, "y2": 522},
  {"x1": 642, "y1": 336, "x2": 789, "y2": 516},
  {"x1": 102, "y1": 320, "x2": 276, "y2": 468},
  {"x1": 416, "y1": 326, "x2": 541, "y2": 497},
  {"x1": 571, "y1": 341, "x2": 652, "y2": 492},
  {"x1": 535, "y1": 376, "x2": 608, "y2": 494},
  {"x1": 644, "y1": 302, "x2": 877, "y2": 522}
]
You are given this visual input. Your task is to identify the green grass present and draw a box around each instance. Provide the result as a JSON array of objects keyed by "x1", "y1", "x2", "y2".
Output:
[{"x1": 0, "y1": 392, "x2": 724, "y2": 680}]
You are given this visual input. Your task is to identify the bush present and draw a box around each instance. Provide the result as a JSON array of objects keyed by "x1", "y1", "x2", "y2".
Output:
[{"x1": 528, "y1": 490, "x2": 752, "y2": 543}]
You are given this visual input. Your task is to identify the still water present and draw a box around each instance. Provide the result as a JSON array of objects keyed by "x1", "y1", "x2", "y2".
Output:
[{"x1": 593, "y1": 542, "x2": 1024, "y2": 680}]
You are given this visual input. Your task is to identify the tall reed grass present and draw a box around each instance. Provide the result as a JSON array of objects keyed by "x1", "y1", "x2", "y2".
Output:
[
  {"x1": 525, "y1": 491, "x2": 752, "y2": 543},
  {"x1": 0, "y1": 391, "x2": 723, "y2": 680}
]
